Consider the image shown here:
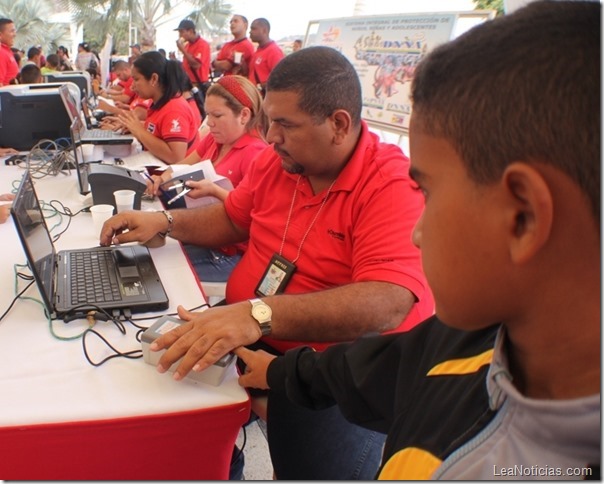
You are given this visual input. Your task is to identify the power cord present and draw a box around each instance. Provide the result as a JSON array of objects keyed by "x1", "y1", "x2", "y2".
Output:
[
  {"x1": 81, "y1": 304, "x2": 210, "y2": 367},
  {"x1": 0, "y1": 266, "x2": 35, "y2": 323},
  {"x1": 15, "y1": 138, "x2": 76, "y2": 179}
]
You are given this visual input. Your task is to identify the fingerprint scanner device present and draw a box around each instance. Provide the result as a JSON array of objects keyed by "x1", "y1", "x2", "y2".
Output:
[
  {"x1": 142, "y1": 316, "x2": 236, "y2": 386},
  {"x1": 88, "y1": 164, "x2": 147, "y2": 211},
  {"x1": 158, "y1": 169, "x2": 205, "y2": 209}
]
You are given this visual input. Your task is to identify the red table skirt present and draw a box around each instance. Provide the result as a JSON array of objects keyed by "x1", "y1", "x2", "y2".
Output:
[{"x1": 0, "y1": 400, "x2": 250, "y2": 480}]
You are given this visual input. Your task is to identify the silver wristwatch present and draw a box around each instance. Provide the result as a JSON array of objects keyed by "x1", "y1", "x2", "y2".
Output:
[{"x1": 249, "y1": 298, "x2": 272, "y2": 336}]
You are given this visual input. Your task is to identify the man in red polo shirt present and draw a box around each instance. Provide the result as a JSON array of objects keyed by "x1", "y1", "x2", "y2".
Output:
[
  {"x1": 100, "y1": 46, "x2": 434, "y2": 480},
  {"x1": 212, "y1": 14, "x2": 255, "y2": 77},
  {"x1": 101, "y1": 60, "x2": 135, "y2": 104},
  {"x1": 247, "y1": 18, "x2": 284, "y2": 96},
  {"x1": 0, "y1": 19, "x2": 18, "y2": 86},
  {"x1": 175, "y1": 18, "x2": 210, "y2": 93}
]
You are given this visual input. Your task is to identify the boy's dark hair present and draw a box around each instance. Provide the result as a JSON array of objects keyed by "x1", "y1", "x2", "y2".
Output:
[
  {"x1": 267, "y1": 46, "x2": 362, "y2": 127},
  {"x1": 411, "y1": 0, "x2": 600, "y2": 220},
  {"x1": 133, "y1": 51, "x2": 185, "y2": 110},
  {"x1": 20, "y1": 64, "x2": 41, "y2": 84},
  {"x1": 45, "y1": 53, "x2": 59, "y2": 68}
]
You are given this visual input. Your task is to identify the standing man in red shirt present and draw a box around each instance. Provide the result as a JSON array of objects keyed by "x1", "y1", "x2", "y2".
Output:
[
  {"x1": 247, "y1": 18, "x2": 284, "y2": 96},
  {"x1": 212, "y1": 14, "x2": 255, "y2": 77},
  {"x1": 175, "y1": 19, "x2": 211, "y2": 94},
  {"x1": 0, "y1": 19, "x2": 19, "y2": 86}
]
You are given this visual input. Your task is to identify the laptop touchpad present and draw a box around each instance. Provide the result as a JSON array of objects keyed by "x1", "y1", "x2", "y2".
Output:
[{"x1": 114, "y1": 248, "x2": 140, "y2": 278}]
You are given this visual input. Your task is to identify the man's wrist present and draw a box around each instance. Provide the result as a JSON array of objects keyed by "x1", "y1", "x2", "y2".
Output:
[{"x1": 158, "y1": 210, "x2": 174, "y2": 238}]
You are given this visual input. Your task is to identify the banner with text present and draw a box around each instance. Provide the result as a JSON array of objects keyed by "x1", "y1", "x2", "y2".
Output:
[{"x1": 305, "y1": 12, "x2": 492, "y2": 134}]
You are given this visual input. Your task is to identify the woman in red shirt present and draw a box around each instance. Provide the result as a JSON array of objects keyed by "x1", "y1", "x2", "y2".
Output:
[
  {"x1": 150, "y1": 75, "x2": 267, "y2": 283},
  {"x1": 117, "y1": 51, "x2": 200, "y2": 164}
]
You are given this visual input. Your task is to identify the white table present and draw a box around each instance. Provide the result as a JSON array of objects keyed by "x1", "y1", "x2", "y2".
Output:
[{"x1": 0, "y1": 162, "x2": 250, "y2": 480}]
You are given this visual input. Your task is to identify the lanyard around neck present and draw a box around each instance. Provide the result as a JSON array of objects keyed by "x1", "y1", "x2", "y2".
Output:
[{"x1": 279, "y1": 176, "x2": 337, "y2": 264}]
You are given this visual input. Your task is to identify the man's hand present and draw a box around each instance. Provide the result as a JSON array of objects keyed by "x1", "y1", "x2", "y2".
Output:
[
  {"x1": 99, "y1": 210, "x2": 169, "y2": 246},
  {"x1": 234, "y1": 346, "x2": 275, "y2": 389},
  {"x1": 150, "y1": 303, "x2": 264, "y2": 380}
]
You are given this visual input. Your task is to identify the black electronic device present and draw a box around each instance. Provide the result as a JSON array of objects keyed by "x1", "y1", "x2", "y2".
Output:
[
  {"x1": 88, "y1": 164, "x2": 147, "y2": 211},
  {"x1": 0, "y1": 86, "x2": 72, "y2": 150},
  {"x1": 45, "y1": 71, "x2": 92, "y2": 101}
]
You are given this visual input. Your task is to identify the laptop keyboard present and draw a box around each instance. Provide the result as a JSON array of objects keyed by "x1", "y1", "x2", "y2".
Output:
[
  {"x1": 85, "y1": 129, "x2": 119, "y2": 139},
  {"x1": 70, "y1": 251, "x2": 123, "y2": 305}
]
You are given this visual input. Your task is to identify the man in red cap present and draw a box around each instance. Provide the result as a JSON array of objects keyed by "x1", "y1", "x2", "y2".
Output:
[{"x1": 175, "y1": 18, "x2": 211, "y2": 93}]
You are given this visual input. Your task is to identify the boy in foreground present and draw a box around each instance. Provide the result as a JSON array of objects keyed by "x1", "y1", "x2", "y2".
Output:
[{"x1": 234, "y1": 1, "x2": 600, "y2": 479}]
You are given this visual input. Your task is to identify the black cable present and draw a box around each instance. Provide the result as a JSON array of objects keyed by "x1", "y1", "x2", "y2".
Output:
[
  {"x1": 0, "y1": 280, "x2": 35, "y2": 322},
  {"x1": 47, "y1": 199, "x2": 90, "y2": 242},
  {"x1": 81, "y1": 328, "x2": 143, "y2": 366}
]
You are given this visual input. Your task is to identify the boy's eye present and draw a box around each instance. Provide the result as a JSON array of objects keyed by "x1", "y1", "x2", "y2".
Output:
[{"x1": 410, "y1": 182, "x2": 428, "y2": 199}]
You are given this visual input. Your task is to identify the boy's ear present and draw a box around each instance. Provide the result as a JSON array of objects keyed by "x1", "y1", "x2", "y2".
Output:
[{"x1": 501, "y1": 162, "x2": 553, "y2": 265}]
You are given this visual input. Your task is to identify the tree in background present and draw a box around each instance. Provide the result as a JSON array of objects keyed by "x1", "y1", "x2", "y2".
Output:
[
  {"x1": 62, "y1": 0, "x2": 232, "y2": 53},
  {"x1": 0, "y1": 0, "x2": 71, "y2": 55},
  {"x1": 474, "y1": 0, "x2": 505, "y2": 16}
]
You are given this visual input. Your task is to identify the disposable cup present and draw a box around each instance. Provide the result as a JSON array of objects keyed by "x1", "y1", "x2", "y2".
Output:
[
  {"x1": 114, "y1": 189, "x2": 136, "y2": 213},
  {"x1": 233, "y1": 51, "x2": 243, "y2": 64},
  {"x1": 90, "y1": 204, "x2": 114, "y2": 234}
]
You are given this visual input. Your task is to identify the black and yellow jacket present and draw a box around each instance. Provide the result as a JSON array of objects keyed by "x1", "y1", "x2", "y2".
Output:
[{"x1": 267, "y1": 316, "x2": 600, "y2": 480}]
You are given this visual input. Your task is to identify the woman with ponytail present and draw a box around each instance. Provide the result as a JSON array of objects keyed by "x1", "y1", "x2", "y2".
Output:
[{"x1": 117, "y1": 51, "x2": 200, "y2": 164}]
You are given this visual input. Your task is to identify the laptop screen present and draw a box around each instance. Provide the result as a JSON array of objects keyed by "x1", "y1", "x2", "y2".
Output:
[
  {"x1": 69, "y1": 117, "x2": 90, "y2": 194},
  {"x1": 11, "y1": 171, "x2": 57, "y2": 313},
  {"x1": 59, "y1": 84, "x2": 80, "y2": 124}
]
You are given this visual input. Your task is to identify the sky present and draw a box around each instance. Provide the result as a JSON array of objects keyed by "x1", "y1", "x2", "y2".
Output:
[{"x1": 225, "y1": 0, "x2": 477, "y2": 40}]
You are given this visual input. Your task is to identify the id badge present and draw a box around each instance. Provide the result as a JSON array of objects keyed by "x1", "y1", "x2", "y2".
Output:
[{"x1": 255, "y1": 253, "x2": 296, "y2": 297}]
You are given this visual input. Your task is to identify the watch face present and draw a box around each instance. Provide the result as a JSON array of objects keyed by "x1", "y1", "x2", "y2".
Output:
[{"x1": 252, "y1": 303, "x2": 271, "y2": 321}]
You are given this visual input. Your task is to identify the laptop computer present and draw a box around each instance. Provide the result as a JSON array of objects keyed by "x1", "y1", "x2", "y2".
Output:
[
  {"x1": 11, "y1": 171, "x2": 169, "y2": 318},
  {"x1": 59, "y1": 84, "x2": 134, "y2": 145},
  {"x1": 70, "y1": 116, "x2": 95, "y2": 195}
]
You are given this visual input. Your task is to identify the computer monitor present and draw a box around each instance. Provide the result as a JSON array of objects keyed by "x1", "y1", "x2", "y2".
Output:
[
  {"x1": 0, "y1": 85, "x2": 71, "y2": 150},
  {"x1": 45, "y1": 71, "x2": 92, "y2": 101},
  {"x1": 27, "y1": 82, "x2": 81, "y2": 111}
]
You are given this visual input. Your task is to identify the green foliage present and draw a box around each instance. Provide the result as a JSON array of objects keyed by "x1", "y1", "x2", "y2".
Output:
[
  {"x1": 61, "y1": 0, "x2": 232, "y2": 52},
  {"x1": 474, "y1": 0, "x2": 505, "y2": 16},
  {"x1": 0, "y1": 0, "x2": 71, "y2": 53}
]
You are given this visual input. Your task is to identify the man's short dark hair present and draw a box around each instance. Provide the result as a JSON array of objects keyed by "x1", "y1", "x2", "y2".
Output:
[
  {"x1": 267, "y1": 46, "x2": 362, "y2": 127},
  {"x1": 0, "y1": 18, "x2": 13, "y2": 31},
  {"x1": 234, "y1": 14, "x2": 248, "y2": 25},
  {"x1": 112, "y1": 60, "x2": 129, "y2": 71},
  {"x1": 27, "y1": 46, "x2": 40, "y2": 60},
  {"x1": 411, "y1": 0, "x2": 600, "y2": 220},
  {"x1": 254, "y1": 18, "x2": 270, "y2": 32}
]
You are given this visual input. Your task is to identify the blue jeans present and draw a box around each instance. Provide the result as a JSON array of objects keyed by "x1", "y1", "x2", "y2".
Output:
[
  {"x1": 183, "y1": 244, "x2": 241, "y2": 283},
  {"x1": 267, "y1": 388, "x2": 386, "y2": 479},
  {"x1": 239, "y1": 340, "x2": 386, "y2": 480}
]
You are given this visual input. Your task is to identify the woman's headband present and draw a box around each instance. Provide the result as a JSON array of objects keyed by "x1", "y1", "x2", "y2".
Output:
[{"x1": 217, "y1": 76, "x2": 254, "y2": 110}]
